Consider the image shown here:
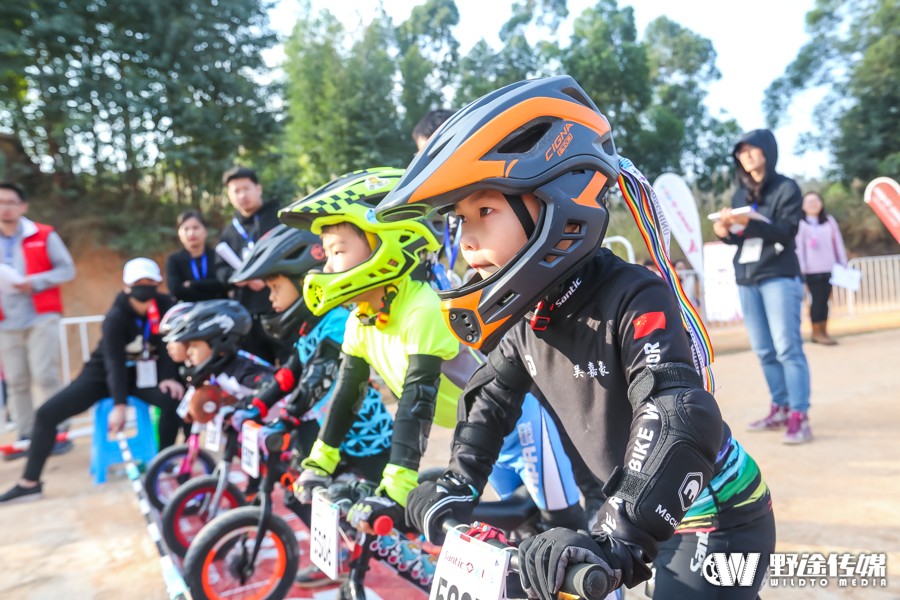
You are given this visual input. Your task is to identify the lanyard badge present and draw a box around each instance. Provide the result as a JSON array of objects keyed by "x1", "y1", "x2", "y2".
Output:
[{"x1": 190, "y1": 254, "x2": 208, "y2": 280}]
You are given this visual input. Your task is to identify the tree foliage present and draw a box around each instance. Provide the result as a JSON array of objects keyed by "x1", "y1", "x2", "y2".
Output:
[
  {"x1": 0, "y1": 0, "x2": 279, "y2": 209},
  {"x1": 4, "y1": 0, "x2": 893, "y2": 255},
  {"x1": 764, "y1": 0, "x2": 899, "y2": 183}
]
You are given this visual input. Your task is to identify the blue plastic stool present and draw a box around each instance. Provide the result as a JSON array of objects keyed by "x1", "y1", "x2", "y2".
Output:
[{"x1": 90, "y1": 397, "x2": 159, "y2": 484}]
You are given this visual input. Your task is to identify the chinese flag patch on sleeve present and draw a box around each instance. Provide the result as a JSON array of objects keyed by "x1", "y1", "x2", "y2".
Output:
[{"x1": 633, "y1": 311, "x2": 666, "y2": 339}]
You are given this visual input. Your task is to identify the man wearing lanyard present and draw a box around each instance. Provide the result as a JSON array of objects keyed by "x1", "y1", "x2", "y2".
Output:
[
  {"x1": 215, "y1": 167, "x2": 285, "y2": 363},
  {"x1": 0, "y1": 182, "x2": 76, "y2": 458},
  {"x1": 0, "y1": 258, "x2": 184, "y2": 503}
]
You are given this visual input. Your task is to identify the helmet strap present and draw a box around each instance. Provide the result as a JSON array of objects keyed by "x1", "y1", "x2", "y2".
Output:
[
  {"x1": 357, "y1": 284, "x2": 399, "y2": 329},
  {"x1": 504, "y1": 194, "x2": 535, "y2": 239},
  {"x1": 529, "y1": 299, "x2": 552, "y2": 331}
]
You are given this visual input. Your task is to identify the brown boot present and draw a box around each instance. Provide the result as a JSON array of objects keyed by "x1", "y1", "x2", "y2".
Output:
[{"x1": 811, "y1": 322, "x2": 837, "y2": 345}]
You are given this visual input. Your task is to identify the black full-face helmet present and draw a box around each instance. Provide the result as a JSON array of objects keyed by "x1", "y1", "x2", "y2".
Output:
[
  {"x1": 159, "y1": 302, "x2": 195, "y2": 337},
  {"x1": 229, "y1": 224, "x2": 325, "y2": 341},
  {"x1": 374, "y1": 75, "x2": 619, "y2": 352},
  {"x1": 163, "y1": 300, "x2": 252, "y2": 383}
]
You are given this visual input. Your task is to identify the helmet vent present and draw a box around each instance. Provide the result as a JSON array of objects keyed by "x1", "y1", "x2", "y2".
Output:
[
  {"x1": 600, "y1": 138, "x2": 615, "y2": 155},
  {"x1": 560, "y1": 86, "x2": 593, "y2": 108},
  {"x1": 497, "y1": 122, "x2": 552, "y2": 154},
  {"x1": 499, "y1": 290, "x2": 516, "y2": 306}
]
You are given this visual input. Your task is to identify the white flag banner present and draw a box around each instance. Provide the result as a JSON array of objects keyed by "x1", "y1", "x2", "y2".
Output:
[
  {"x1": 703, "y1": 242, "x2": 743, "y2": 322},
  {"x1": 653, "y1": 173, "x2": 704, "y2": 279}
]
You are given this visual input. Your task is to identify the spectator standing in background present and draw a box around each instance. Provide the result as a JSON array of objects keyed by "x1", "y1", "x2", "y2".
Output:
[
  {"x1": 214, "y1": 167, "x2": 285, "y2": 364},
  {"x1": 713, "y1": 129, "x2": 812, "y2": 445},
  {"x1": 166, "y1": 209, "x2": 228, "y2": 303},
  {"x1": 796, "y1": 191, "x2": 847, "y2": 346},
  {"x1": 0, "y1": 182, "x2": 75, "y2": 457},
  {"x1": 0, "y1": 258, "x2": 183, "y2": 503}
]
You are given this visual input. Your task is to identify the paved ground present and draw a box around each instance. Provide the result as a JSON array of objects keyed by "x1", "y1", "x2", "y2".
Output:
[{"x1": 1, "y1": 314, "x2": 898, "y2": 599}]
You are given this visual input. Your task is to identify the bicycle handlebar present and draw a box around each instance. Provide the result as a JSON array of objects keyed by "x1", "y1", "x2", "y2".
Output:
[
  {"x1": 441, "y1": 519, "x2": 609, "y2": 600},
  {"x1": 369, "y1": 514, "x2": 609, "y2": 598}
]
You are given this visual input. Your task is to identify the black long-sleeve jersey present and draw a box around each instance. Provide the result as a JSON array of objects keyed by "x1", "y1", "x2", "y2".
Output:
[
  {"x1": 449, "y1": 249, "x2": 758, "y2": 584},
  {"x1": 81, "y1": 291, "x2": 178, "y2": 405},
  {"x1": 453, "y1": 250, "x2": 706, "y2": 479}
]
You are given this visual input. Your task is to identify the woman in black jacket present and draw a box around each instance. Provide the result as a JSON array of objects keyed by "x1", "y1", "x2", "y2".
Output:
[
  {"x1": 0, "y1": 258, "x2": 185, "y2": 503},
  {"x1": 713, "y1": 129, "x2": 812, "y2": 445},
  {"x1": 166, "y1": 210, "x2": 228, "y2": 303}
]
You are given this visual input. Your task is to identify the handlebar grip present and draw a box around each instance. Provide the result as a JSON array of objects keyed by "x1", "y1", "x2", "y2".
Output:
[
  {"x1": 372, "y1": 515, "x2": 394, "y2": 536},
  {"x1": 562, "y1": 563, "x2": 609, "y2": 600},
  {"x1": 440, "y1": 518, "x2": 609, "y2": 599}
]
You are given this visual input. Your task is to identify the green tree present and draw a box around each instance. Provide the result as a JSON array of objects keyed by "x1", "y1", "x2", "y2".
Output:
[
  {"x1": 397, "y1": 0, "x2": 460, "y2": 133},
  {"x1": 764, "y1": 0, "x2": 900, "y2": 182},
  {"x1": 559, "y1": 0, "x2": 651, "y2": 157},
  {"x1": 283, "y1": 8, "x2": 409, "y2": 189},
  {"x1": 283, "y1": 9, "x2": 349, "y2": 189},
  {"x1": 456, "y1": 0, "x2": 565, "y2": 104},
  {"x1": 0, "y1": 0, "x2": 278, "y2": 205},
  {"x1": 639, "y1": 17, "x2": 740, "y2": 192}
]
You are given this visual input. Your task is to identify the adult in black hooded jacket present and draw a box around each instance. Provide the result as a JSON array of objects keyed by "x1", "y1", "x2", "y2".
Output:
[
  {"x1": 0, "y1": 258, "x2": 185, "y2": 503},
  {"x1": 713, "y1": 129, "x2": 812, "y2": 444},
  {"x1": 215, "y1": 167, "x2": 287, "y2": 364}
]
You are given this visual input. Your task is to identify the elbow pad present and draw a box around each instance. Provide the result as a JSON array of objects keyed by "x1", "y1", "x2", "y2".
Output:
[
  {"x1": 319, "y1": 354, "x2": 370, "y2": 449},
  {"x1": 447, "y1": 421, "x2": 506, "y2": 494},
  {"x1": 390, "y1": 355, "x2": 442, "y2": 471},
  {"x1": 459, "y1": 349, "x2": 531, "y2": 419},
  {"x1": 595, "y1": 364, "x2": 723, "y2": 567},
  {"x1": 294, "y1": 356, "x2": 339, "y2": 412}
]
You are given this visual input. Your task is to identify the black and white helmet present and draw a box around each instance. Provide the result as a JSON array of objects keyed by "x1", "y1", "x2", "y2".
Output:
[{"x1": 163, "y1": 300, "x2": 252, "y2": 383}]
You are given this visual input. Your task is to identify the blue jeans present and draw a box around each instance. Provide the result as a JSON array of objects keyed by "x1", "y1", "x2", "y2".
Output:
[{"x1": 739, "y1": 277, "x2": 811, "y2": 412}]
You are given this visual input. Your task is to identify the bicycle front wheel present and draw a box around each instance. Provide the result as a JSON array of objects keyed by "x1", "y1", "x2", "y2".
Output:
[
  {"x1": 144, "y1": 444, "x2": 217, "y2": 510},
  {"x1": 183, "y1": 506, "x2": 299, "y2": 600},
  {"x1": 161, "y1": 474, "x2": 247, "y2": 557}
]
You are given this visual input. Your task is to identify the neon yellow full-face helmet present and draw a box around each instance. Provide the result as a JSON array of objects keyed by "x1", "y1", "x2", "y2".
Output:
[{"x1": 279, "y1": 167, "x2": 441, "y2": 316}]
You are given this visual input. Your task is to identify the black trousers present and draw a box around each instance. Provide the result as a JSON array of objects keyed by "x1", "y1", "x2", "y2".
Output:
[
  {"x1": 652, "y1": 510, "x2": 777, "y2": 599},
  {"x1": 23, "y1": 370, "x2": 180, "y2": 482},
  {"x1": 805, "y1": 273, "x2": 833, "y2": 323}
]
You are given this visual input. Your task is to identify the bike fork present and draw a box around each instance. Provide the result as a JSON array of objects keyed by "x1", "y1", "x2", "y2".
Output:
[
  {"x1": 341, "y1": 532, "x2": 373, "y2": 600},
  {"x1": 177, "y1": 426, "x2": 203, "y2": 477}
]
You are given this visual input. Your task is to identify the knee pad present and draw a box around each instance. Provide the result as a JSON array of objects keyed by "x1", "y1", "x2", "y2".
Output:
[{"x1": 603, "y1": 364, "x2": 723, "y2": 542}]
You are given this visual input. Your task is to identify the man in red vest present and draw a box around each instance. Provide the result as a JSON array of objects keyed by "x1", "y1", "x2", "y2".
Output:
[{"x1": 0, "y1": 182, "x2": 75, "y2": 456}]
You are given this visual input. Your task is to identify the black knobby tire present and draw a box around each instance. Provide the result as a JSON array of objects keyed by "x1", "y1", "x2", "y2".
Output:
[
  {"x1": 183, "y1": 506, "x2": 299, "y2": 600},
  {"x1": 144, "y1": 444, "x2": 217, "y2": 510},
  {"x1": 161, "y1": 474, "x2": 246, "y2": 557}
]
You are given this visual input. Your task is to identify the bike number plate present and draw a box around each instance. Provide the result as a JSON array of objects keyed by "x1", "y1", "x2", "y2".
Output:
[
  {"x1": 310, "y1": 491, "x2": 341, "y2": 581},
  {"x1": 430, "y1": 528, "x2": 509, "y2": 600},
  {"x1": 176, "y1": 387, "x2": 195, "y2": 420},
  {"x1": 240, "y1": 421, "x2": 261, "y2": 478},
  {"x1": 204, "y1": 409, "x2": 225, "y2": 453}
]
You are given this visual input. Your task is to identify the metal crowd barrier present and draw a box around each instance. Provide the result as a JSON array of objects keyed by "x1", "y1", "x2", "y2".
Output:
[
  {"x1": 58, "y1": 315, "x2": 105, "y2": 384},
  {"x1": 602, "y1": 235, "x2": 636, "y2": 264},
  {"x1": 830, "y1": 254, "x2": 900, "y2": 316}
]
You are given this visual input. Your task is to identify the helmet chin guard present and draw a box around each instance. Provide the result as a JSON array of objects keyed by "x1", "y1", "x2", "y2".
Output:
[
  {"x1": 374, "y1": 76, "x2": 619, "y2": 351},
  {"x1": 279, "y1": 168, "x2": 440, "y2": 316}
]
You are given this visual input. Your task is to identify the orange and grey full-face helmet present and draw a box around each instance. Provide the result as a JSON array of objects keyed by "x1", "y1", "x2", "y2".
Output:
[{"x1": 375, "y1": 75, "x2": 619, "y2": 352}]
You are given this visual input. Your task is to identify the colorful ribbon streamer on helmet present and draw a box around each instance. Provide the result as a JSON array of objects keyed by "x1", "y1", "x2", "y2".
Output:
[{"x1": 617, "y1": 157, "x2": 716, "y2": 392}]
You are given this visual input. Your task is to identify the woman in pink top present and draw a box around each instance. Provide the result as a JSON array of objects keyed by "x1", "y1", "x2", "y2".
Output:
[{"x1": 796, "y1": 191, "x2": 848, "y2": 345}]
